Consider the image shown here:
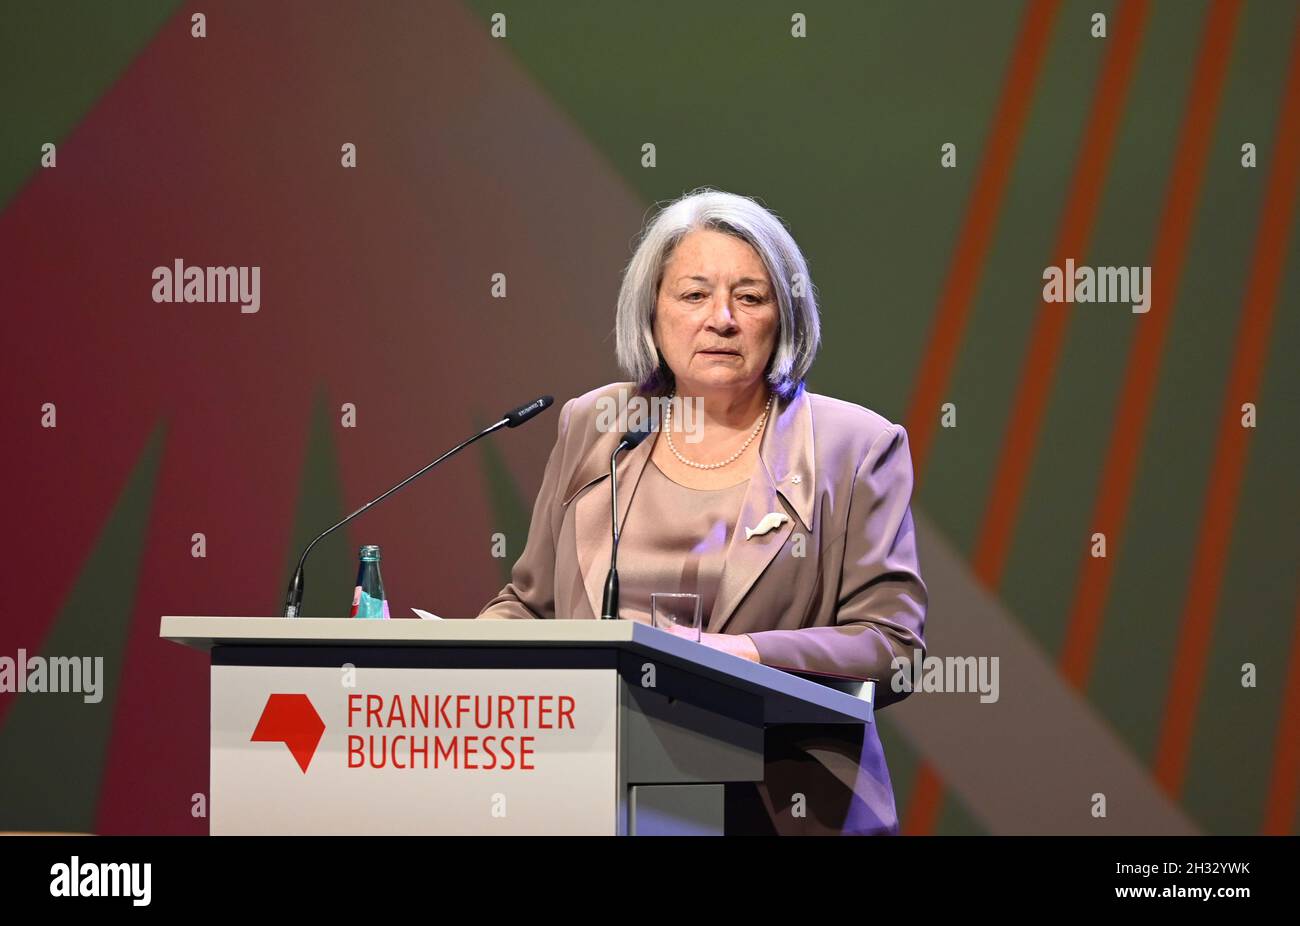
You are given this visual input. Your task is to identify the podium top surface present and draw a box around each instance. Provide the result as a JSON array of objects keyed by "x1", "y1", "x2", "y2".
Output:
[{"x1": 160, "y1": 616, "x2": 874, "y2": 725}]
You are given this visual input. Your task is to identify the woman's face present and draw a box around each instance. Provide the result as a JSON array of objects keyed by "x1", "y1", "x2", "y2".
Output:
[{"x1": 653, "y1": 229, "x2": 779, "y2": 397}]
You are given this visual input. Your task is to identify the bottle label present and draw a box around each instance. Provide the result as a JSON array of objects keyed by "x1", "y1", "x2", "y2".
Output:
[{"x1": 351, "y1": 586, "x2": 390, "y2": 620}]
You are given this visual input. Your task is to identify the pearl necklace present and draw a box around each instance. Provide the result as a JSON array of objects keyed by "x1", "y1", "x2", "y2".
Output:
[{"x1": 664, "y1": 393, "x2": 773, "y2": 470}]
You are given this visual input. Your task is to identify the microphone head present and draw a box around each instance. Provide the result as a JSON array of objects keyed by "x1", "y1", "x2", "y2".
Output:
[
  {"x1": 620, "y1": 421, "x2": 654, "y2": 451},
  {"x1": 503, "y1": 395, "x2": 553, "y2": 428}
]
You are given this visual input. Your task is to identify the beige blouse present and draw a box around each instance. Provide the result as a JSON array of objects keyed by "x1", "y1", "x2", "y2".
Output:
[{"x1": 614, "y1": 458, "x2": 750, "y2": 626}]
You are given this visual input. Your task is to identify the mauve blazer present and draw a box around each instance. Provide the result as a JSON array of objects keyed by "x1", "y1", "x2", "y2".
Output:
[{"x1": 478, "y1": 381, "x2": 928, "y2": 834}]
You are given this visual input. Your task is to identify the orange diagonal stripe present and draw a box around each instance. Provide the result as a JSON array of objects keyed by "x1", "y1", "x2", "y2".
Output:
[
  {"x1": 904, "y1": 0, "x2": 1062, "y2": 483},
  {"x1": 905, "y1": 0, "x2": 1150, "y2": 835},
  {"x1": 1154, "y1": 9, "x2": 1300, "y2": 798},
  {"x1": 973, "y1": 0, "x2": 1152, "y2": 587},
  {"x1": 900, "y1": 0, "x2": 1063, "y2": 834},
  {"x1": 1263, "y1": 581, "x2": 1300, "y2": 834},
  {"x1": 1058, "y1": 0, "x2": 1244, "y2": 692},
  {"x1": 900, "y1": 764, "x2": 946, "y2": 835}
]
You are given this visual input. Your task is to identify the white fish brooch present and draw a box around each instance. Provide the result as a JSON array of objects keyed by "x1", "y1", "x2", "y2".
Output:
[{"x1": 744, "y1": 511, "x2": 790, "y2": 540}]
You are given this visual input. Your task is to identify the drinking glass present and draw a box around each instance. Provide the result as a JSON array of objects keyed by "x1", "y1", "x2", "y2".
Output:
[{"x1": 651, "y1": 592, "x2": 702, "y2": 642}]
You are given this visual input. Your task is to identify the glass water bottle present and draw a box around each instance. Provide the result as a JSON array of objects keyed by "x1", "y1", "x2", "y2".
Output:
[{"x1": 350, "y1": 544, "x2": 390, "y2": 619}]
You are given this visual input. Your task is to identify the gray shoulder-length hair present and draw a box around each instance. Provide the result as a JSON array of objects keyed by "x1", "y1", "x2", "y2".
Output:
[{"x1": 614, "y1": 187, "x2": 821, "y2": 400}]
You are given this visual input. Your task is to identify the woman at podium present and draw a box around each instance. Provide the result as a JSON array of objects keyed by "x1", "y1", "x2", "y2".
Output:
[{"x1": 478, "y1": 187, "x2": 928, "y2": 835}]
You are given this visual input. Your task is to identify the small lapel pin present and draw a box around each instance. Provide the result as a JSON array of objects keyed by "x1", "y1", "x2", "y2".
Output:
[{"x1": 745, "y1": 511, "x2": 790, "y2": 540}]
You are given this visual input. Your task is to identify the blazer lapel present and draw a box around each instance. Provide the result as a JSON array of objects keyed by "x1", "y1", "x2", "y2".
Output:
[
  {"x1": 708, "y1": 386, "x2": 816, "y2": 634},
  {"x1": 566, "y1": 427, "x2": 656, "y2": 621},
  {"x1": 560, "y1": 385, "x2": 816, "y2": 627}
]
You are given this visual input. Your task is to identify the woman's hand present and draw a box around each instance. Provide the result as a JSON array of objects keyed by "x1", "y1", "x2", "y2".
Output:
[{"x1": 699, "y1": 632, "x2": 761, "y2": 663}]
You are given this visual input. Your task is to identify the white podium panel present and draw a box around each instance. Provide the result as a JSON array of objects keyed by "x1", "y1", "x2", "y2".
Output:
[{"x1": 211, "y1": 665, "x2": 618, "y2": 835}]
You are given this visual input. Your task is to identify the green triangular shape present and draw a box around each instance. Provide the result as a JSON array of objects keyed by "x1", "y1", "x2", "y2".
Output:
[
  {"x1": 0, "y1": 0, "x2": 181, "y2": 209},
  {"x1": 0, "y1": 421, "x2": 165, "y2": 831},
  {"x1": 282, "y1": 391, "x2": 353, "y2": 617}
]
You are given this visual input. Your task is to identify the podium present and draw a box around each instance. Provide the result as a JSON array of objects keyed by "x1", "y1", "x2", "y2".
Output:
[{"x1": 161, "y1": 616, "x2": 876, "y2": 836}]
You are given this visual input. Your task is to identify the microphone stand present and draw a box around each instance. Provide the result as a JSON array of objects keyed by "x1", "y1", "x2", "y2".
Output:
[{"x1": 283, "y1": 396, "x2": 552, "y2": 618}]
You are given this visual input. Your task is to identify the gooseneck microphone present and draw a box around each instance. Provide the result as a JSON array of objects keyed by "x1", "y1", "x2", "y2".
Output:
[
  {"x1": 600, "y1": 423, "x2": 653, "y2": 620},
  {"x1": 282, "y1": 395, "x2": 553, "y2": 618}
]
